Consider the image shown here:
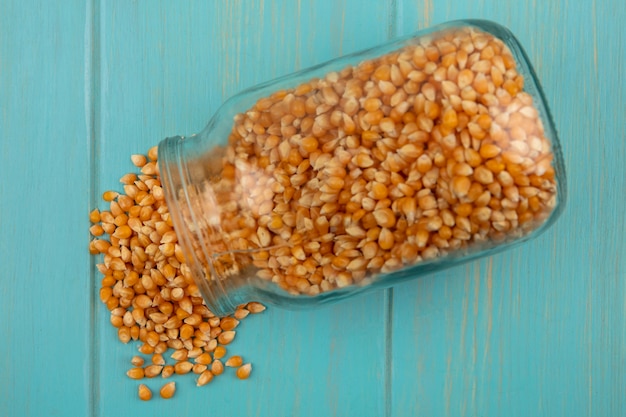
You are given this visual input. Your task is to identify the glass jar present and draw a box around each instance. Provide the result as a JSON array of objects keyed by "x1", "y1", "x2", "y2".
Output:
[{"x1": 158, "y1": 19, "x2": 566, "y2": 316}]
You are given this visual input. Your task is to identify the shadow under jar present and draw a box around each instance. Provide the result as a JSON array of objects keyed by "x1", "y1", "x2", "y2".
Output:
[{"x1": 158, "y1": 20, "x2": 566, "y2": 316}]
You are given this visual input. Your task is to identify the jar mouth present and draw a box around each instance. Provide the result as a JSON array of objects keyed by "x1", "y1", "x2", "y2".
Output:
[{"x1": 158, "y1": 135, "x2": 242, "y2": 316}]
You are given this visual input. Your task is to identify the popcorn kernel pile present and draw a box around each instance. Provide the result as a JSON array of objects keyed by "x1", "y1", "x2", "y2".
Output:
[{"x1": 89, "y1": 147, "x2": 262, "y2": 401}]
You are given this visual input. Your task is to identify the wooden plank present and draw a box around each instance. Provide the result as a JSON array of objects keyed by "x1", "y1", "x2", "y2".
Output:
[
  {"x1": 391, "y1": 1, "x2": 626, "y2": 416},
  {"x1": 93, "y1": 1, "x2": 393, "y2": 416},
  {"x1": 0, "y1": 1, "x2": 92, "y2": 416}
]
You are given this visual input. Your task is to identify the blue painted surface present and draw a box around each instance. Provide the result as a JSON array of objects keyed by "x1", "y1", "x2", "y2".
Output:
[{"x1": 1, "y1": 1, "x2": 624, "y2": 416}]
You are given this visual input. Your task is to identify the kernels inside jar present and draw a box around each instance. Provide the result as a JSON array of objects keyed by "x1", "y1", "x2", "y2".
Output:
[{"x1": 188, "y1": 27, "x2": 558, "y2": 296}]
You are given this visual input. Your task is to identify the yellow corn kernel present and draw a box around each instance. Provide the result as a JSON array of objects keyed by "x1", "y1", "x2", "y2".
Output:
[
  {"x1": 138, "y1": 384, "x2": 152, "y2": 401},
  {"x1": 236, "y1": 364, "x2": 252, "y2": 380},
  {"x1": 102, "y1": 190, "x2": 119, "y2": 202},
  {"x1": 225, "y1": 355, "x2": 244, "y2": 368},
  {"x1": 211, "y1": 359, "x2": 224, "y2": 376},
  {"x1": 126, "y1": 367, "x2": 145, "y2": 380},
  {"x1": 370, "y1": 182, "x2": 388, "y2": 200},
  {"x1": 220, "y1": 317, "x2": 240, "y2": 331},
  {"x1": 161, "y1": 365, "x2": 174, "y2": 379},
  {"x1": 378, "y1": 228, "x2": 395, "y2": 251},
  {"x1": 89, "y1": 209, "x2": 101, "y2": 223},
  {"x1": 174, "y1": 361, "x2": 193, "y2": 375},
  {"x1": 159, "y1": 382, "x2": 176, "y2": 399},
  {"x1": 196, "y1": 370, "x2": 215, "y2": 387},
  {"x1": 373, "y1": 208, "x2": 396, "y2": 228},
  {"x1": 144, "y1": 365, "x2": 164, "y2": 378},
  {"x1": 194, "y1": 352, "x2": 213, "y2": 365},
  {"x1": 246, "y1": 302, "x2": 266, "y2": 314},
  {"x1": 451, "y1": 176, "x2": 471, "y2": 198}
]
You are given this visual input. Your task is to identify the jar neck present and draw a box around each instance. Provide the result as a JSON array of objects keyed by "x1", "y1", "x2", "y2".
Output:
[{"x1": 158, "y1": 135, "x2": 250, "y2": 316}]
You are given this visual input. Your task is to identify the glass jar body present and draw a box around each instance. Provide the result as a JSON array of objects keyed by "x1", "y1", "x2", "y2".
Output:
[{"x1": 159, "y1": 20, "x2": 566, "y2": 316}]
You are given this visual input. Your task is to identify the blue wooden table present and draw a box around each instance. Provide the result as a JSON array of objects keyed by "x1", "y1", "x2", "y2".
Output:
[{"x1": 1, "y1": 1, "x2": 625, "y2": 416}]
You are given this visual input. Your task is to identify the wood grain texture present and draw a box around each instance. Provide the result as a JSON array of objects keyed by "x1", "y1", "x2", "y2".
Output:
[
  {"x1": 93, "y1": 1, "x2": 392, "y2": 417},
  {"x1": 1, "y1": 0, "x2": 624, "y2": 416},
  {"x1": 392, "y1": 1, "x2": 626, "y2": 416},
  {"x1": 0, "y1": 1, "x2": 92, "y2": 416}
]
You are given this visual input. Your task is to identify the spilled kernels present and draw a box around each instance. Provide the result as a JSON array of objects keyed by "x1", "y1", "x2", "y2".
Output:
[{"x1": 90, "y1": 149, "x2": 264, "y2": 401}]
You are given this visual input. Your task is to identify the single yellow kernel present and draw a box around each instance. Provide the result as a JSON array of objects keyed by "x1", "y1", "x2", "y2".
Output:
[
  {"x1": 133, "y1": 340, "x2": 152, "y2": 353},
  {"x1": 225, "y1": 355, "x2": 244, "y2": 368},
  {"x1": 138, "y1": 384, "x2": 152, "y2": 401},
  {"x1": 418, "y1": 194, "x2": 437, "y2": 210},
  {"x1": 441, "y1": 108, "x2": 458, "y2": 130},
  {"x1": 161, "y1": 365, "x2": 174, "y2": 379},
  {"x1": 197, "y1": 370, "x2": 215, "y2": 387},
  {"x1": 126, "y1": 367, "x2": 145, "y2": 380},
  {"x1": 398, "y1": 144, "x2": 421, "y2": 160},
  {"x1": 99, "y1": 287, "x2": 112, "y2": 303},
  {"x1": 220, "y1": 317, "x2": 240, "y2": 331},
  {"x1": 180, "y1": 323, "x2": 194, "y2": 340},
  {"x1": 374, "y1": 64, "x2": 391, "y2": 81},
  {"x1": 485, "y1": 159, "x2": 505, "y2": 174},
  {"x1": 194, "y1": 352, "x2": 213, "y2": 365},
  {"x1": 451, "y1": 176, "x2": 471, "y2": 198},
  {"x1": 454, "y1": 203, "x2": 474, "y2": 218},
  {"x1": 268, "y1": 215, "x2": 283, "y2": 231},
  {"x1": 416, "y1": 154, "x2": 433, "y2": 173},
  {"x1": 474, "y1": 165, "x2": 495, "y2": 184},
  {"x1": 144, "y1": 364, "x2": 164, "y2": 378},
  {"x1": 457, "y1": 69, "x2": 475, "y2": 89},
  {"x1": 130, "y1": 355, "x2": 144, "y2": 367},
  {"x1": 218, "y1": 331, "x2": 236, "y2": 345},
  {"x1": 355, "y1": 153, "x2": 375, "y2": 168},
  {"x1": 364, "y1": 98, "x2": 382, "y2": 112},
  {"x1": 213, "y1": 346, "x2": 227, "y2": 360},
  {"x1": 113, "y1": 225, "x2": 132, "y2": 239},
  {"x1": 211, "y1": 359, "x2": 225, "y2": 376},
  {"x1": 89, "y1": 209, "x2": 101, "y2": 223},
  {"x1": 131, "y1": 154, "x2": 147, "y2": 167},
  {"x1": 246, "y1": 302, "x2": 266, "y2": 314},
  {"x1": 480, "y1": 143, "x2": 501, "y2": 159},
  {"x1": 378, "y1": 228, "x2": 395, "y2": 251},
  {"x1": 174, "y1": 361, "x2": 193, "y2": 375},
  {"x1": 89, "y1": 224, "x2": 104, "y2": 237},
  {"x1": 371, "y1": 182, "x2": 388, "y2": 200},
  {"x1": 477, "y1": 113, "x2": 492, "y2": 130},
  {"x1": 236, "y1": 363, "x2": 252, "y2": 380},
  {"x1": 159, "y1": 382, "x2": 176, "y2": 399},
  {"x1": 503, "y1": 79, "x2": 519, "y2": 96},
  {"x1": 373, "y1": 208, "x2": 396, "y2": 228},
  {"x1": 379, "y1": 117, "x2": 396, "y2": 133},
  {"x1": 102, "y1": 191, "x2": 119, "y2": 202},
  {"x1": 151, "y1": 353, "x2": 165, "y2": 366}
]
